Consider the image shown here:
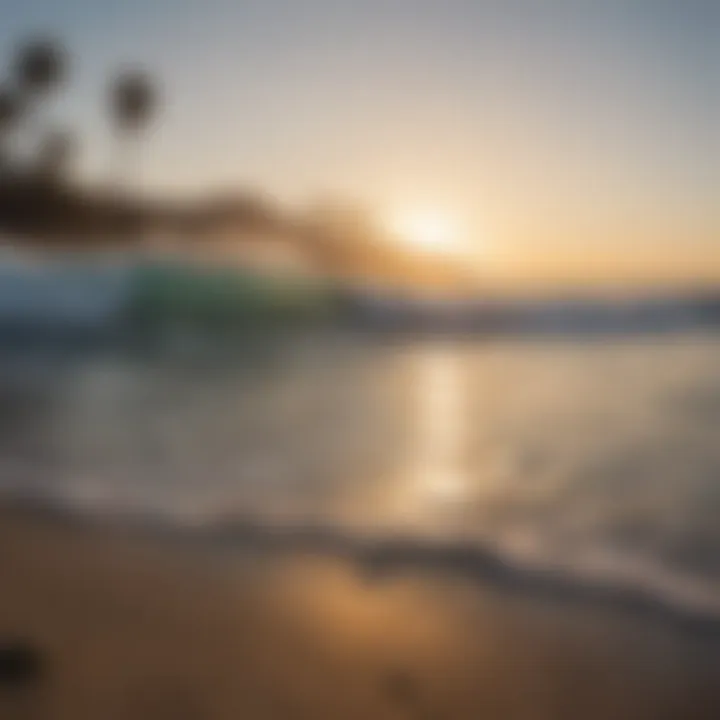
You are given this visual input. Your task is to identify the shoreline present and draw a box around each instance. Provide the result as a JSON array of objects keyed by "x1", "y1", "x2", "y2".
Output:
[
  {"x1": 3, "y1": 494, "x2": 720, "y2": 640},
  {"x1": 1, "y1": 503, "x2": 720, "y2": 718}
]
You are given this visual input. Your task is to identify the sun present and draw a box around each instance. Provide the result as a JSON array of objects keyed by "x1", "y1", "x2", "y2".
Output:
[{"x1": 386, "y1": 208, "x2": 464, "y2": 256}]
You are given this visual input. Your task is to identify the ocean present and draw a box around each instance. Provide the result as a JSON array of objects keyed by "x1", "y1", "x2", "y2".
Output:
[{"x1": 1, "y1": 331, "x2": 720, "y2": 629}]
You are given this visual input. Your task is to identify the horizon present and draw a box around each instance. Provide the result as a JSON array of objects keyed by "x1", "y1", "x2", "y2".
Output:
[{"x1": 0, "y1": 0, "x2": 718, "y2": 288}]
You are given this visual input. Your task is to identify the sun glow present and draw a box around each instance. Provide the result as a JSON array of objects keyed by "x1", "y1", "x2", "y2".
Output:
[{"x1": 386, "y1": 209, "x2": 466, "y2": 256}]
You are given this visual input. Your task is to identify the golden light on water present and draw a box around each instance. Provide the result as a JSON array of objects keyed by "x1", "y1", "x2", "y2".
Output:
[
  {"x1": 360, "y1": 347, "x2": 469, "y2": 529},
  {"x1": 411, "y1": 346, "x2": 467, "y2": 502}
]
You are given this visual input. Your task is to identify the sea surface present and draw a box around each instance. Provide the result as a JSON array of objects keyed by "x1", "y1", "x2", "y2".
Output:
[{"x1": 2, "y1": 331, "x2": 720, "y2": 626}]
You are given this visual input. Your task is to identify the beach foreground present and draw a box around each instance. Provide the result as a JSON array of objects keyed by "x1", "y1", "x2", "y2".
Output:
[{"x1": 1, "y1": 506, "x2": 719, "y2": 720}]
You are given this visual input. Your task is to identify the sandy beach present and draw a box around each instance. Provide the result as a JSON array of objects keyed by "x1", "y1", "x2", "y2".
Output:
[{"x1": 0, "y1": 506, "x2": 718, "y2": 720}]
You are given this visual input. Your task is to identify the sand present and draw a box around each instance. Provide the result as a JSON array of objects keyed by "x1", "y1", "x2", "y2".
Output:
[{"x1": 0, "y1": 507, "x2": 719, "y2": 720}]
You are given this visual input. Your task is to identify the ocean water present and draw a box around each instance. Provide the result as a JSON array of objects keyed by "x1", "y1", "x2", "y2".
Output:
[{"x1": 1, "y1": 332, "x2": 720, "y2": 624}]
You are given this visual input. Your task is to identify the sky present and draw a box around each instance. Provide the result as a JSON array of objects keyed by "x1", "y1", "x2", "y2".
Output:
[{"x1": 0, "y1": 0, "x2": 718, "y2": 284}]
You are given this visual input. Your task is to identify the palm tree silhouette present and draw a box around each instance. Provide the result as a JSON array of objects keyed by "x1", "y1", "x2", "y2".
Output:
[
  {"x1": 109, "y1": 70, "x2": 157, "y2": 196},
  {"x1": 0, "y1": 87, "x2": 22, "y2": 135},
  {"x1": 0, "y1": 87, "x2": 23, "y2": 172},
  {"x1": 14, "y1": 39, "x2": 67, "y2": 99},
  {"x1": 35, "y1": 129, "x2": 75, "y2": 182},
  {"x1": 12, "y1": 38, "x2": 68, "y2": 174}
]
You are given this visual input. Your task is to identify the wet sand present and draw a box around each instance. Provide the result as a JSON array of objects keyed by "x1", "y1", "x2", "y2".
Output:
[{"x1": 1, "y1": 507, "x2": 719, "y2": 720}]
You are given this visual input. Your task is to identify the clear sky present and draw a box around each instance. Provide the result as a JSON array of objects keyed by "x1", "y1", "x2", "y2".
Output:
[{"x1": 1, "y1": 0, "x2": 717, "y2": 282}]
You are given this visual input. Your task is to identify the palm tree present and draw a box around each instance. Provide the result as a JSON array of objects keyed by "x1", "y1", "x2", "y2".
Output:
[
  {"x1": 109, "y1": 70, "x2": 157, "y2": 193},
  {"x1": 12, "y1": 38, "x2": 68, "y2": 177},
  {"x1": 14, "y1": 38, "x2": 67, "y2": 99},
  {"x1": 0, "y1": 87, "x2": 22, "y2": 135},
  {"x1": 0, "y1": 87, "x2": 23, "y2": 172},
  {"x1": 108, "y1": 70, "x2": 158, "y2": 244},
  {"x1": 35, "y1": 129, "x2": 75, "y2": 182}
]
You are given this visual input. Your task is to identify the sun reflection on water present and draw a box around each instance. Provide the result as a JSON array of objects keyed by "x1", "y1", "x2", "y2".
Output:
[
  {"x1": 411, "y1": 346, "x2": 467, "y2": 501},
  {"x1": 356, "y1": 344, "x2": 470, "y2": 532}
]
